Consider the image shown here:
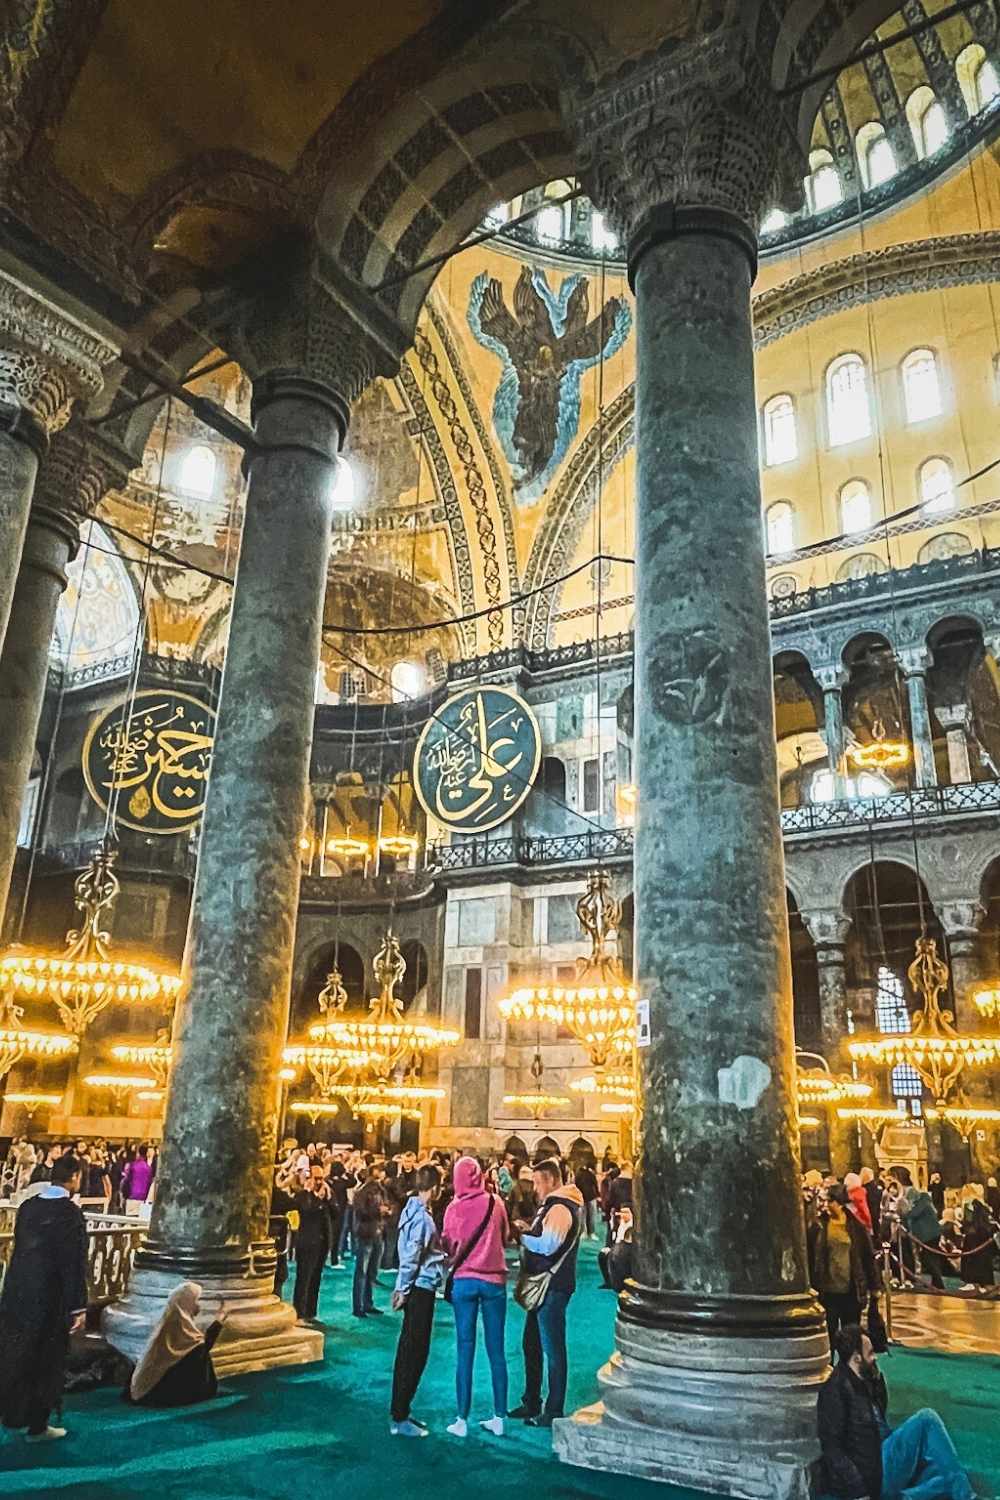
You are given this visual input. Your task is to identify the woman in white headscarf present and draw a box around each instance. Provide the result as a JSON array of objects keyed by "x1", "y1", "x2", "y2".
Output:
[{"x1": 127, "y1": 1282, "x2": 226, "y2": 1406}]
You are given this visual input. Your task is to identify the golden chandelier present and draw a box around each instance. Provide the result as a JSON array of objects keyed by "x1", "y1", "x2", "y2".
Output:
[
  {"x1": 926, "y1": 1105, "x2": 1000, "y2": 1141},
  {"x1": 849, "y1": 936, "x2": 1000, "y2": 1104},
  {"x1": 795, "y1": 1051, "x2": 872, "y2": 1106},
  {"x1": 498, "y1": 870, "x2": 636, "y2": 1069},
  {"x1": 0, "y1": 846, "x2": 180, "y2": 1035},
  {"x1": 310, "y1": 931, "x2": 459, "y2": 1076},
  {"x1": 0, "y1": 994, "x2": 77, "y2": 1081},
  {"x1": 847, "y1": 717, "x2": 910, "y2": 773},
  {"x1": 281, "y1": 965, "x2": 385, "y2": 1097}
]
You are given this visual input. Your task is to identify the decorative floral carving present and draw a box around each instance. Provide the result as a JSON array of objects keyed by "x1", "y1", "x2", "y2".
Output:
[
  {"x1": 570, "y1": 29, "x2": 805, "y2": 245},
  {"x1": 0, "y1": 272, "x2": 117, "y2": 433},
  {"x1": 34, "y1": 420, "x2": 134, "y2": 520}
]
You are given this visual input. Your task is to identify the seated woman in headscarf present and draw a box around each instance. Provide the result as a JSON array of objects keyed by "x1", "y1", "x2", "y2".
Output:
[{"x1": 126, "y1": 1282, "x2": 226, "y2": 1407}]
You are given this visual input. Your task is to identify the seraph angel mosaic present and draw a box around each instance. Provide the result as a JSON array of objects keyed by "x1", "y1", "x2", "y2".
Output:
[{"x1": 468, "y1": 266, "x2": 631, "y2": 506}]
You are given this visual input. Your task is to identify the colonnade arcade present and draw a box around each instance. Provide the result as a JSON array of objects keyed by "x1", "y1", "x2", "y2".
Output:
[{"x1": 0, "y1": 8, "x2": 980, "y2": 1498}]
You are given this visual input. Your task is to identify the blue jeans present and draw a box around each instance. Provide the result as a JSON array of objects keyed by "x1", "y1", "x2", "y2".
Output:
[
  {"x1": 353, "y1": 1235, "x2": 381, "y2": 1315},
  {"x1": 882, "y1": 1408, "x2": 974, "y2": 1500},
  {"x1": 522, "y1": 1289, "x2": 570, "y2": 1416},
  {"x1": 451, "y1": 1277, "x2": 508, "y2": 1420}
]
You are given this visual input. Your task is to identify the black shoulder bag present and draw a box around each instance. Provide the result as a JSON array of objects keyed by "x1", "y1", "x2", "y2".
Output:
[{"x1": 444, "y1": 1195, "x2": 495, "y2": 1304}]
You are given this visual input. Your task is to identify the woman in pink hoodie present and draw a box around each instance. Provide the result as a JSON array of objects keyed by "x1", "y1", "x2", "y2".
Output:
[{"x1": 441, "y1": 1156, "x2": 510, "y2": 1438}]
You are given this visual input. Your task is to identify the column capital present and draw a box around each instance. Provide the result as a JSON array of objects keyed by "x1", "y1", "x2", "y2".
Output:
[
  {"x1": 29, "y1": 420, "x2": 135, "y2": 577},
  {"x1": 936, "y1": 702, "x2": 968, "y2": 731},
  {"x1": 814, "y1": 663, "x2": 848, "y2": 693},
  {"x1": 801, "y1": 907, "x2": 852, "y2": 954},
  {"x1": 896, "y1": 645, "x2": 931, "y2": 678},
  {"x1": 232, "y1": 248, "x2": 408, "y2": 414},
  {"x1": 0, "y1": 273, "x2": 119, "y2": 454},
  {"x1": 569, "y1": 27, "x2": 805, "y2": 279}
]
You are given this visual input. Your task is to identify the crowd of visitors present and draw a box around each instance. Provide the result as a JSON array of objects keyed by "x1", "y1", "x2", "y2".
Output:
[{"x1": 2, "y1": 1136, "x2": 157, "y2": 1215}]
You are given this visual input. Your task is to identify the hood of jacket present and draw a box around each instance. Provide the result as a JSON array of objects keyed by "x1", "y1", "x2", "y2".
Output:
[{"x1": 454, "y1": 1157, "x2": 485, "y2": 1198}]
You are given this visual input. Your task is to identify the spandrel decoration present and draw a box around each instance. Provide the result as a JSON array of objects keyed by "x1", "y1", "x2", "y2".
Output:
[
  {"x1": 82, "y1": 689, "x2": 216, "y2": 835},
  {"x1": 413, "y1": 686, "x2": 540, "y2": 834}
]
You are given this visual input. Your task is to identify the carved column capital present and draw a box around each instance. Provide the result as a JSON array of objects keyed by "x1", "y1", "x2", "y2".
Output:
[
  {"x1": 29, "y1": 420, "x2": 135, "y2": 575},
  {"x1": 231, "y1": 250, "x2": 408, "y2": 420},
  {"x1": 0, "y1": 272, "x2": 119, "y2": 454},
  {"x1": 814, "y1": 664, "x2": 848, "y2": 694},
  {"x1": 801, "y1": 907, "x2": 852, "y2": 956},
  {"x1": 938, "y1": 899, "x2": 987, "y2": 950},
  {"x1": 569, "y1": 27, "x2": 805, "y2": 277},
  {"x1": 896, "y1": 645, "x2": 931, "y2": 678}
]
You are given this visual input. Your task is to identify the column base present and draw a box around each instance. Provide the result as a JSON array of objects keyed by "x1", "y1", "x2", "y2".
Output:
[
  {"x1": 553, "y1": 1299, "x2": 829, "y2": 1499},
  {"x1": 103, "y1": 1263, "x2": 323, "y2": 1377}
]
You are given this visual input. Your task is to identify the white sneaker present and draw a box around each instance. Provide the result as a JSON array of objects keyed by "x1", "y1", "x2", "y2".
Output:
[
  {"x1": 479, "y1": 1416, "x2": 504, "y2": 1437},
  {"x1": 25, "y1": 1427, "x2": 67, "y2": 1443},
  {"x1": 390, "y1": 1420, "x2": 427, "y2": 1438},
  {"x1": 446, "y1": 1417, "x2": 468, "y2": 1438}
]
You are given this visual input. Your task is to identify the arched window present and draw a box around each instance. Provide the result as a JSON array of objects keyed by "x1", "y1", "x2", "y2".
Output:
[
  {"x1": 760, "y1": 207, "x2": 788, "y2": 235},
  {"x1": 590, "y1": 210, "x2": 618, "y2": 252},
  {"x1": 906, "y1": 86, "x2": 949, "y2": 158},
  {"x1": 919, "y1": 456, "x2": 955, "y2": 515},
  {"x1": 957, "y1": 43, "x2": 1000, "y2": 114},
  {"x1": 856, "y1": 123, "x2": 896, "y2": 189},
  {"x1": 902, "y1": 347, "x2": 942, "y2": 423},
  {"x1": 390, "y1": 660, "x2": 424, "y2": 703},
  {"x1": 766, "y1": 501, "x2": 795, "y2": 555},
  {"x1": 806, "y1": 148, "x2": 842, "y2": 211},
  {"x1": 762, "y1": 393, "x2": 798, "y2": 466},
  {"x1": 826, "y1": 353, "x2": 872, "y2": 447},
  {"x1": 892, "y1": 1062, "x2": 923, "y2": 1114},
  {"x1": 917, "y1": 531, "x2": 973, "y2": 563},
  {"x1": 331, "y1": 456, "x2": 356, "y2": 508},
  {"x1": 178, "y1": 443, "x2": 216, "y2": 498},
  {"x1": 876, "y1": 966, "x2": 910, "y2": 1033},
  {"x1": 840, "y1": 478, "x2": 872, "y2": 534},
  {"x1": 835, "y1": 553, "x2": 887, "y2": 582}
]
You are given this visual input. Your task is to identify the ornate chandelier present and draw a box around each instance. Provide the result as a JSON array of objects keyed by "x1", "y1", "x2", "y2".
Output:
[
  {"x1": 926, "y1": 1105, "x2": 1000, "y2": 1141},
  {"x1": 0, "y1": 846, "x2": 181, "y2": 1035},
  {"x1": 847, "y1": 717, "x2": 910, "y2": 772},
  {"x1": 281, "y1": 965, "x2": 385, "y2": 1096},
  {"x1": 311, "y1": 931, "x2": 459, "y2": 1075},
  {"x1": 83, "y1": 1071, "x2": 159, "y2": 1108},
  {"x1": 0, "y1": 995, "x2": 77, "y2": 1080},
  {"x1": 498, "y1": 871, "x2": 636, "y2": 1069},
  {"x1": 502, "y1": 1045, "x2": 571, "y2": 1119},
  {"x1": 795, "y1": 1051, "x2": 872, "y2": 1106},
  {"x1": 110, "y1": 1029, "x2": 171, "y2": 1087},
  {"x1": 5, "y1": 1090, "x2": 62, "y2": 1117},
  {"x1": 571, "y1": 1069, "x2": 635, "y2": 1101},
  {"x1": 849, "y1": 936, "x2": 1000, "y2": 1103},
  {"x1": 837, "y1": 1105, "x2": 912, "y2": 1136}
]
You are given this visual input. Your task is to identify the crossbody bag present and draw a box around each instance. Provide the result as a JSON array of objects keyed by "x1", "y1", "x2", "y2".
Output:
[
  {"x1": 515, "y1": 1212, "x2": 580, "y2": 1313},
  {"x1": 444, "y1": 1195, "x2": 495, "y2": 1303}
]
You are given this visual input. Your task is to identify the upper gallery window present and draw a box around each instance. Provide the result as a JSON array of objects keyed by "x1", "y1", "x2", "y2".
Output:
[
  {"x1": 390, "y1": 660, "x2": 424, "y2": 703},
  {"x1": 590, "y1": 210, "x2": 618, "y2": 252},
  {"x1": 840, "y1": 478, "x2": 873, "y2": 534},
  {"x1": 920, "y1": 456, "x2": 956, "y2": 515},
  {"x1": 906, "y1": 86, "x2": 949, "y2": 158},
  {"x1": 902, "y1": 347, "x2": 943, "y2": 423},
  {"x1": 957, "y1": 44, "x2": 1000, "y2": 114},
  {"x1": 826, "y1": 354, "x2": 872, "y2": 447},
  {"x1": 856, "y1": 123, "x2": 896, "y2": 189},
  {"x1": 178, "y1": 443, "x2": 216, "y2": 498},
  {"x1": 766, "y1": 500, "x2": 795, "y2": 555},
  {"x1": 806, "y1": 149, "x2": 843, "y2": 212},
  {"x1": 762, "y1": 394, "x2": 798, "y2": 466},
  {"x1": 760, "y1": 207, "x2": 788, "y2": 234}
]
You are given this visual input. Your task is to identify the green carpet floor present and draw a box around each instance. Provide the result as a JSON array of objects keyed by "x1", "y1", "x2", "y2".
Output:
[{"x1": 2, "y1": 1241, "x2": 999, "y2": 1499}]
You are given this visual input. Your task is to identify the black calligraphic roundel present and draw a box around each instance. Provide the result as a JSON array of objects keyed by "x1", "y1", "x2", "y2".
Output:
[
  {"x1": 82, "y1": 689, "x2": 216, "y2": 835},
  {"x1": 413, "y1": 686, "x2": 541, "y2": 834}
]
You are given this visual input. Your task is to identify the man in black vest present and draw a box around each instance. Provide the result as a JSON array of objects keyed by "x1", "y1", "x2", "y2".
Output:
[
  {"x1": 510, "y1": 1159, "x2": 583, "y2": 1428},
  {"x1": 0, "y1": 1153, "x2": 88, "y2": 1442}
]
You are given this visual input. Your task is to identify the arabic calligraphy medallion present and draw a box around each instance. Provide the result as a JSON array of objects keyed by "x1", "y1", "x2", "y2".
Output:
[
  {"x1": 82, "y1": 689, "x2": 216, "y2": 835},
  {"x1": 413, "y1": 686, "x2": 541, "y2": 834}
]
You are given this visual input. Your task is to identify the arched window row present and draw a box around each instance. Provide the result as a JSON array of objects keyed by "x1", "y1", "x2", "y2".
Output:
[
  {"x1": 764, "y1": 457, "x2": 960, "y2": 558},
  {"x1": 761, "y1": 347, "x2": 957, "y2": 464}
]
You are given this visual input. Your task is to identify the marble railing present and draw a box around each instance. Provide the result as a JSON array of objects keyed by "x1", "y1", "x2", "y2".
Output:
[{"x1": 0, "y1": 1211, "x2": 145, "y2": 1306}]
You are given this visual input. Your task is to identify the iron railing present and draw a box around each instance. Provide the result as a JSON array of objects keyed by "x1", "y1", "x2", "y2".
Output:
[{"x1": 0, "y1": 1214, "x2": 144, "y2": 1305}]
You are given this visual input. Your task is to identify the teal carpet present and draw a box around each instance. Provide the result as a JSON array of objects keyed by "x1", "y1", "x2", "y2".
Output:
[{"x1": 2, "y1": 1241, "x2": 999, "y2": 1499}]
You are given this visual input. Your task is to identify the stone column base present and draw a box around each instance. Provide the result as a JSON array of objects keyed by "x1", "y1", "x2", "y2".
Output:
[
  {"x1": 553, "y1": 1312, "x2": 829, "y2": 1499},
  {"x1": 103, "y1": 1264, "x2": 324, "y2": 1377}
]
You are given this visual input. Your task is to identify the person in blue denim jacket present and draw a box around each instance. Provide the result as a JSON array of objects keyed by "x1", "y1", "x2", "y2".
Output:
[{"x1": 389, "y1": 1165, "x2": 447, "y2": 1437}]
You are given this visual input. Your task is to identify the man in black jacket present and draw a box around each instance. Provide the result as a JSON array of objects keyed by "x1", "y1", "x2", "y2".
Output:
[
  {"x1": 0, "y1": 1154, "x2": 88, "y2": 1442},
  {"x1": 818, "y1": 1324, "x2": 976, "y2": 1499}
]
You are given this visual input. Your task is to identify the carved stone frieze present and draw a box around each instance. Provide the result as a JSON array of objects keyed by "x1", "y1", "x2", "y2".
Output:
[
  {"x1": 569, "y1": 28, "x2": 805, "y2": 247},
  {"x1": 0, "y1": 271, "x2": 118, "y2": 437}
]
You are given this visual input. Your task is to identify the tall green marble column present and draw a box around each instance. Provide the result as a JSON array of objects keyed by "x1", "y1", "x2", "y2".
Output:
[
  {"x1": 0, "y1": 424, "x2": 132, "y2": 921},
  {"x1": 816, "y1": 665, "x2": 848, "y2": 798},
  {"x1": 105, "y1": 270, "x2": 405, "y2": 1374},
  {"x1": 555, "y1": 36, "x2": 828, "y2": 1500},
  {"x1": 899, "y1": 647, "x2": 937, "y2": 788},
  {"x1": 0, "y1": 272, "x2": 116, "y2": 653}
]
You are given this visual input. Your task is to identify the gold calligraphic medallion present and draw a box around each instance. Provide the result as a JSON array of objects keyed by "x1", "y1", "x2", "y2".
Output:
[
  {"x1": 82, "y1": 689, "x2": 215, "y2": 836},
  {"x1": 413, "y1": 686, "x2": 540, "y2": 834}
]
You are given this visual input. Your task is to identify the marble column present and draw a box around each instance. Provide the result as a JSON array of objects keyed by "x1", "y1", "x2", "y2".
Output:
[
  {"x1": 554, "y1": 35, "x2": 827, "y2": 1500},
  {"x1": 898, "y1": 647, "x2": 937, "y2": 788},
  {"x1": 938, "y1": 899, "x2": 987, "y2": 1032},
  {"x1": 815, "y1": 665, "x2": 848, "y2": 798},
  {"x1": 0, "y1": 423, "x2": 132, "y2": 919},
  {"x1": 104, "y1": 272, "x2": 405, "y2": 1374},
  {"x1": 801, "y1": 909, "x2": 856, "y2": 1175},
  {"x1": 0, "y1": 271, "x2": 117, "y2": 651},
  {"x1": 937, "y1": 704, "x2": 972, "y2": 785}
]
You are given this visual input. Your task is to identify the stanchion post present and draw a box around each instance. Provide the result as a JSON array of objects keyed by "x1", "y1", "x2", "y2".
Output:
[{"x1": 882, "y1": 1244, "x2": 894, "y2": 1344}]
